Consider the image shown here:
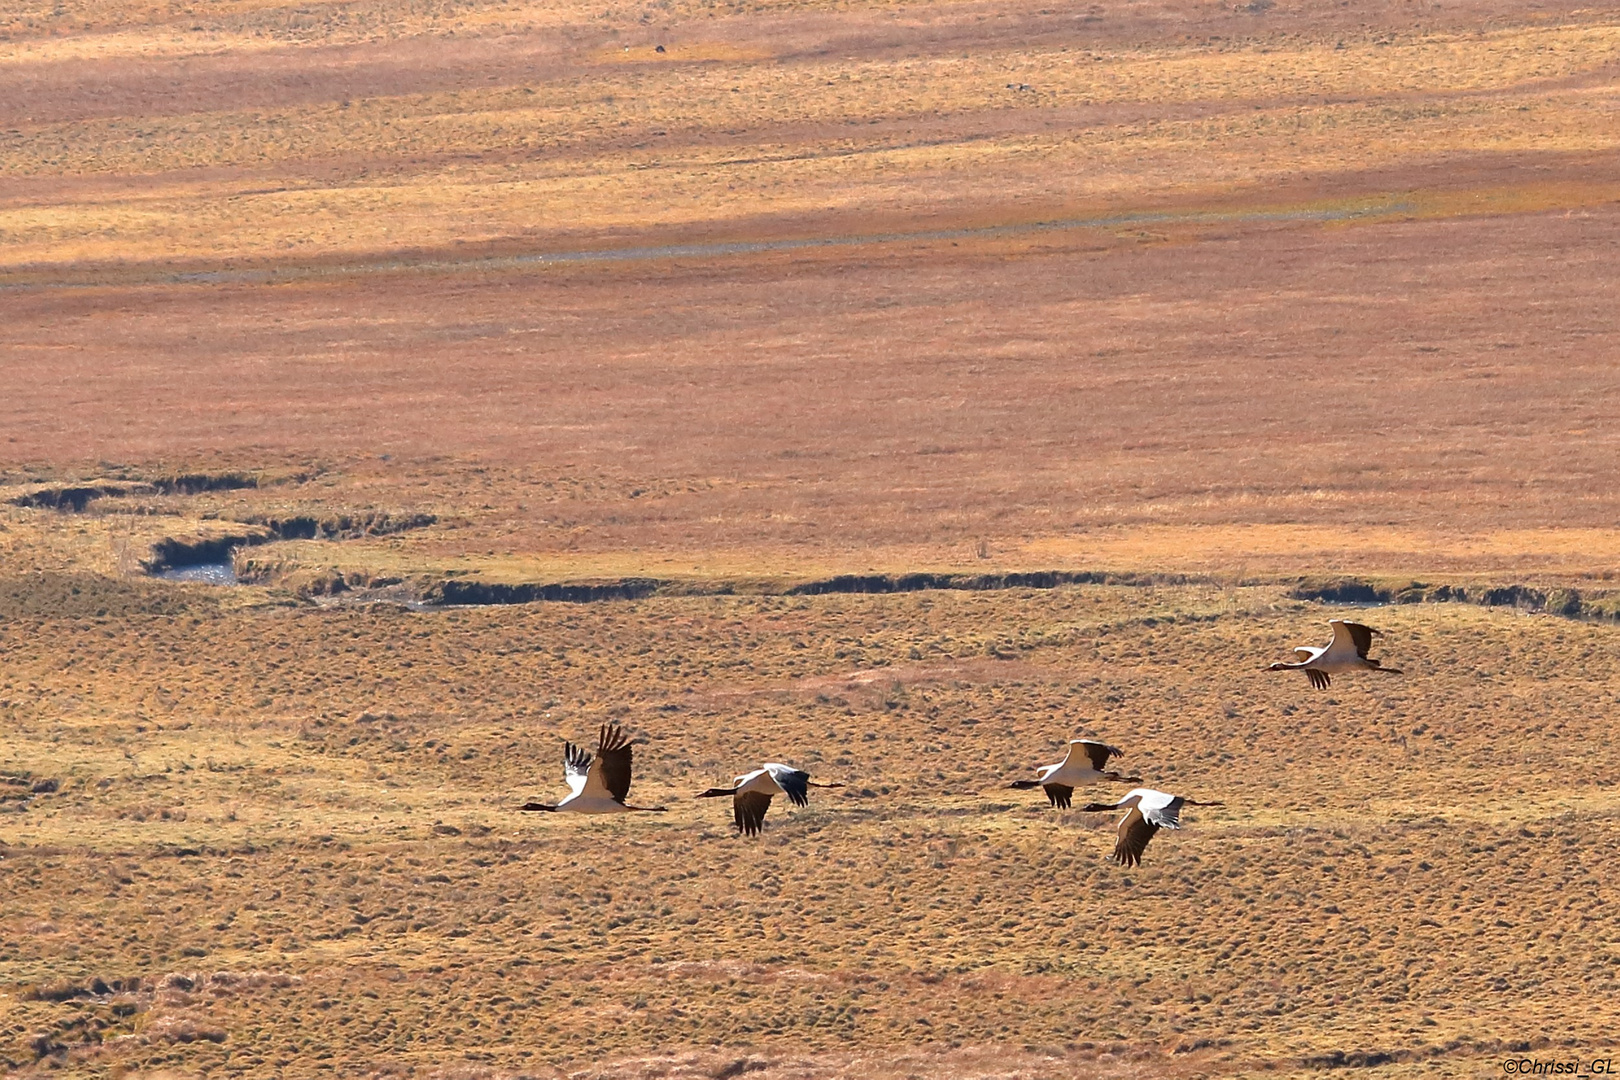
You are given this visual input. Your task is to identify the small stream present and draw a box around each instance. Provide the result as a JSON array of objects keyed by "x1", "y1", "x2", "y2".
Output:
[{"x1": 156, "y1": 562, "x2": 239, "y2": 585}]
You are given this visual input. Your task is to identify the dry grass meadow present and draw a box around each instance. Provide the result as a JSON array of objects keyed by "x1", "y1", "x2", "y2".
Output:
[{"x1": 5, "y1": 0, "x2": 1620, "y2": 1076}]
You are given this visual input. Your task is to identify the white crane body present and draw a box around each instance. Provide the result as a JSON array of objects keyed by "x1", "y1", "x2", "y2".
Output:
[
  {"x1": 1268, "y1": 620, "x2": 1403, "y2": 689},
  {"x1": 521, "y1": 725, "x2": 666, "y2": 815},
  {"x1": 1080, "y1": 787, "x2": 1221, "y2": 866},
  {"x1": 697, "y1": 762, "x2": 842, "y2": 835},
  {"x1": 1010, "y1": 739, "x2": 1140, "y2": 809}
]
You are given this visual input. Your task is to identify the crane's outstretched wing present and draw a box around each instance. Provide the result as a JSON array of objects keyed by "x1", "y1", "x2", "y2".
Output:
[
  {"x1": 1306, "y1": 669, "x2": 1331, "y2": 690},
  {"x1": 1348, "y1": 621, "x2": 1380, "y2": 658},
  {"x1": 1077, "y1": 740, "x2": 1124, "y2": 772},
  {"x1": 764, "y1": 764, "x2": 811, "y2": 807},
  {"x1": 1113, "y1": 808, "x2": 1159, "y2": 867},
  {"x1": 563, "y1": 742, "x2": 592, "y2": 797},
  {"x1": 593, "y1": 724, "x2": 634, "y2": 805},
  {"x1": 1043, "y1": 783, "x2": 1074, "y2": 809},
  {"x1": 1138, "y1": 791, "x2": 1185, "y2": 831},
  {"x1": 734, "y1": 791, "x2": 774, "y2": 835},
  {"x1": 1329, "y1": 619, "x2": 1380, "y2": 659}
]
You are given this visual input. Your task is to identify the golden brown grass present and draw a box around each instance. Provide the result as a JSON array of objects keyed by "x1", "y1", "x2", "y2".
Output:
[
  {"x1": 6, "y1": 0, "x2": 1620, "y2": 1074},
  {"x1": 9, "y1": 182, "x2": 1620, "y2": 573},
  {"x1": 4, "y1": 0, "x2": 1619, "y2": 268},
  {"x1": 3, "y1": 567, "x2": 1618, "y2": 1076}
]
